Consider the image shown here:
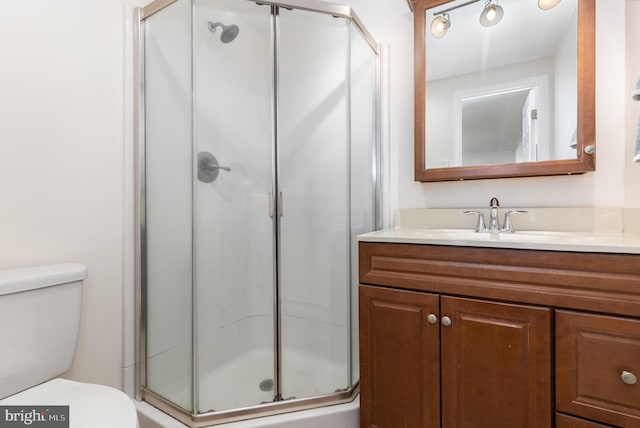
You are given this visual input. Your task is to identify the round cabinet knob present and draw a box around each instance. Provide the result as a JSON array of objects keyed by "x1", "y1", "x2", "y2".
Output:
[
  {"x1": 621, "y1": 371, "x2": 637, "y2": 385},
  {"x1": 441, "y1": 316, "x2": 452, "y2": 327},
  {"x1": 427, "y1": 314, "x2": 438, "y2": 324}
]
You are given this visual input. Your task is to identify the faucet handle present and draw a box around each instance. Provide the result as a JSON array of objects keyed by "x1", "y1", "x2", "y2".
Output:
[
  {"x1": 464, "y1": 210, "x2": 488, "y2": 233},
  {"x1": 501, "y1": 210, "x2": 528, "y2": 234}
]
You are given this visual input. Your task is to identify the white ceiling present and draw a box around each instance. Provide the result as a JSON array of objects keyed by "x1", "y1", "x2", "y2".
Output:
[{"x1": 425, "y1": 0, "x2": 578, "y2": 80}]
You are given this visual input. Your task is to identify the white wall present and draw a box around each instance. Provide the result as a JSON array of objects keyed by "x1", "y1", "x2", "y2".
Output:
[{"x1": 0, "y1": 1, "x2": 124, "y2": 389}]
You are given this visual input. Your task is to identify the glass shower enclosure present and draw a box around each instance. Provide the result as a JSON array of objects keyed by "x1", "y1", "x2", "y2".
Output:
[{"x1": 135, "y1": 0, "x2": 380, "y2": 425}]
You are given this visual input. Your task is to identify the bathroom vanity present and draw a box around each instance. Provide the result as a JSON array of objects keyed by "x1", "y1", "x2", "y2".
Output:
[{"x1": 358, "y1": 228, "x2": 640, "y2": 428}]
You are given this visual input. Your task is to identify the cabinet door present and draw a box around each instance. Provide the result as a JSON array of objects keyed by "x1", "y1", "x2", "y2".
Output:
[
  {"x1": 556, "y1": 310, "x2": 640, "y2": 427},
  {"x1": 440, "y1": 296, "x2": 551, "y2": 428},
  {"x1": 359, "y1": 285, "x2": 440, "y2": 428}
]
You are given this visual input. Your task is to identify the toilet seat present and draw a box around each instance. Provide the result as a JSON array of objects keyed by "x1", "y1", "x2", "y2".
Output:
[{"x1": 0, "y1": 378, "x2": 139, "y2": 428}]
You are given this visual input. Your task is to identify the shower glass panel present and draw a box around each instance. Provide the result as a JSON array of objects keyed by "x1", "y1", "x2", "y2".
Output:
[
  {"x1": 349, "y1": 24, "x2": 378, "y2": 386},
  {"x1": 138, "y1": 0, "x2": 379, "y2": 424},
  {"x1": 278, "y1": 8, "x2": 350, "y2": 400},
  {"x1": 143, "y1": 0, "x2": 194, "y2": 412},
  {"x1": 192, "y1": 0, "x2": 274, "y2": 413}
]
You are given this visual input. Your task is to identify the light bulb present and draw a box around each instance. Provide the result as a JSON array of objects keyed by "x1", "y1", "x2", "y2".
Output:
[
  {"x1": 430, "y1": 14, "x2": 450, "y2": 38},
  {"x1": 538, "y1": 0, "x2": 561, "y2": 10},
  {"x1": 479, "y1": 2, "x2": 503, "y2": 27},
  {"x1": 487, "y1": 7, "x2": 496, "y2": 20}
]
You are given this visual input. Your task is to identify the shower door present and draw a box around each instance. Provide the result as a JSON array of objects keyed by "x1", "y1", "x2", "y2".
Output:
[
  {"x1": 192, "y1": 0, "x2": 275, "y2": 413},
  {"x1": 140, "y1": 0, "x2": 379, "y2": 421},
  {"x1": 278, "y1": 8, "x2": 351, "y2": 400}
]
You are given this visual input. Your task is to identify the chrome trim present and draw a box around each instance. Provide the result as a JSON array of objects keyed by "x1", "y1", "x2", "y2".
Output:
[
  {"x1": 345, "y1": 19, "x2": 353, "y2": 389},
  {"x1": 139, "y1": 0, "x2": 379, "y2": 55},
  {"x1": 141, "y1": 0, "x2": 178, "y2": 20},
  {"x1": 133, "y1": 5, "x2": 146, "y2": 402},
  {"x1": 271, "y1": 4, "x2": 282, "y2": 403},
  {"x1": 250, "y1": 0, "x2": 379, "y2": 55},
  {"x1": 254, "y1": 0, "x2": 352, "y2": 18},
  {"x1": 142, "y1": 385, "x2": 359, "y2": 427},
  {"x1": 374, "y1": 45, "x2": 383, "y2": 231},
  {"x1": 348, "y1": 8, "x2": 380, "y2": 56},
  {"x1": 190, "y1": 0, "x2": 198, "y2": 413}
]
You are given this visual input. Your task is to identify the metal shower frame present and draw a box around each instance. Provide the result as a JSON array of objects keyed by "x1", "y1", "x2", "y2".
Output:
[{"x1": 133, "y1": 0, "x2": 382, "y2": 426}]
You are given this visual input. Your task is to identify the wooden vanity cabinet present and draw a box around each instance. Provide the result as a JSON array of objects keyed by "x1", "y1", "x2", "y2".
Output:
[
  {"x1": 358, "y1": 242, "x2": 640, "y2": 428},
  {"x1": 360, "y1": 285, "x2": 551, "y2": 428}
]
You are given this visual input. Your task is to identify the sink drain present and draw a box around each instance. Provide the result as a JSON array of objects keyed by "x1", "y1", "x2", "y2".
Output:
[{"x1": 259, "y1": 378, "x2": 274, "y2": 392}]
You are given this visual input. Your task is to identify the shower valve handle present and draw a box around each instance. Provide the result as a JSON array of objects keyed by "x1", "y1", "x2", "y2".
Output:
[
  {"x1": 209, "y1": 164, "x2": 231, "y2": 172},
  {"x1": 197, "y1": 152, "x2": 231, "y2": 183}
]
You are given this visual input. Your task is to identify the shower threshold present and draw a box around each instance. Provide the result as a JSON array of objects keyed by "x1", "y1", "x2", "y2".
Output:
[{"x1": 141, "y1": 385, "x2": 359, "y2": 427}]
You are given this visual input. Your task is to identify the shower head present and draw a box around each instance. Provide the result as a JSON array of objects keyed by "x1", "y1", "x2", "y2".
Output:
[{"x1": 207, "y1": 21, "x2": 239, "y2": 43}]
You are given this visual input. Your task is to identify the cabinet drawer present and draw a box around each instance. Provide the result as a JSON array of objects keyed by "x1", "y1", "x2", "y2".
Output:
[
  {"x1": 556, "y1": 413, "x2": 613, "y2": 428},
  {"x1": 556, "y1": 310, "x2": 640, "y2": 427}
]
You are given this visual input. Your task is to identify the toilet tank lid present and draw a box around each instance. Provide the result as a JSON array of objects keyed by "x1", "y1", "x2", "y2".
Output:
[{"x1": 0, "y1": 264, "x2": 87, "y2": 296}]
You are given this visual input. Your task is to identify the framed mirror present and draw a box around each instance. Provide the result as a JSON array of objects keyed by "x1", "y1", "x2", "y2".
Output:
[{"x1": 414, "y1": 0, "x2": 595, "y2": 181}]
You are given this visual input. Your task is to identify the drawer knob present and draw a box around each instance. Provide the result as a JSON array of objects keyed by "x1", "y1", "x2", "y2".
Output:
[
  {"x1": 427, "y1": 314, "x2": 438, "y2": 324},
  {"x1": 621, "y1": 371, "x2": 637, "y2": 385},
  {"x1": 441, "y1": 316, "x2": 452, "y2": 327}
]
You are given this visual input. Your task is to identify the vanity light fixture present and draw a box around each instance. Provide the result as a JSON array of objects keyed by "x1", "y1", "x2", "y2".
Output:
[
  {"x1": 430, "y1": 0, "x2": 509, "y2": 39},
  {"x1": 430, "y1": 0, "x2": 480, "y2": 39},
  {"x1": 430, "y1": 13, "x2": 451, "y2": 38},
  {"x1": 479, "y1": 0, "x2": 504, "y2": 27},
  {"x1": 538, "y1": 0, "x2": 561, "y2": 10}
]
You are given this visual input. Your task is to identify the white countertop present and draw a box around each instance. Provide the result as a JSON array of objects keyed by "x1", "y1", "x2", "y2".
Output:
[{"x1": 358, "y1": 228, "x2": 640, "y2": 254}]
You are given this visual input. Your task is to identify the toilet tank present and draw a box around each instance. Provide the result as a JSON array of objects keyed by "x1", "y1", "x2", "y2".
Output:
[{"x1": 0, "y1": 264, "x2": 86, "y2": 399}]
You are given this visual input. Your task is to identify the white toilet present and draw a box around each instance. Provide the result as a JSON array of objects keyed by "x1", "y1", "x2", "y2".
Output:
[{"x1": 0, "y1": 264, "x2": 139, "y2": 428}]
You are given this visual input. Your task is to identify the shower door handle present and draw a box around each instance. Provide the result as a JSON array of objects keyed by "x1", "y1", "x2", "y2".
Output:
[
  {"x1": 268, "y1": 192, "x2": 285, "y2": 218},
  {"x1": 269, "y1": 191, "x2": 274, "y2": 218},
  {"x1": 279, "y1": 192, "x2": 284, "y2": 218}
]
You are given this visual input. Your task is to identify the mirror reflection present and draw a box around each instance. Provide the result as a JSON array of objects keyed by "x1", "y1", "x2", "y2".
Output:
[{"x1": 425, "y1": 0, "x2": 578, "y2": 169}]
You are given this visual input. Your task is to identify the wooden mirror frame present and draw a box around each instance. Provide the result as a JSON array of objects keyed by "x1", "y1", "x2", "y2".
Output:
[{"x1": 414, "y1": 0, "x2": 595, "y2": 182}]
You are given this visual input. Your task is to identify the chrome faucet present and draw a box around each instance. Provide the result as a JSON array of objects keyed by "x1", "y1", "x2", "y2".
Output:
[
  {"x1": 464, "y1": 197, "x2": 527, "y2": 234},
  {"x1": 488, "y1": 197, "x2": 500, "y2": 233}
]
